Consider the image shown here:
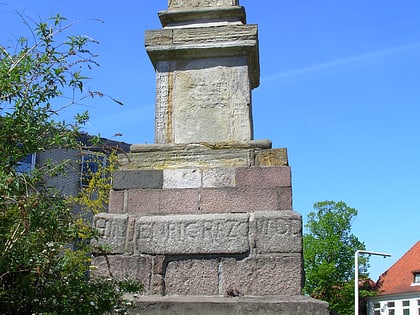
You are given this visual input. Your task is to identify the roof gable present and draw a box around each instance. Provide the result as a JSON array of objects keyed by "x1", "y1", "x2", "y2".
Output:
[{"x1": 377, "y1": 241, "x2": 420, "y2": 295}]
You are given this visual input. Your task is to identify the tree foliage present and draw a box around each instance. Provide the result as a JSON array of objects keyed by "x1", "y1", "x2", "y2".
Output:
[
  {"x1": 0, "y1": 14, "x2": 140, "y2": 314},
  {"x1": 303, "y1": 201, "x2": 369, "y2": 315}
]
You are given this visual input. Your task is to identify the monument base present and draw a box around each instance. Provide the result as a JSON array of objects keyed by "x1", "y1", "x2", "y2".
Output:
[{"x1": 127, "y1": 295, "x2": 329, "y2": 315}]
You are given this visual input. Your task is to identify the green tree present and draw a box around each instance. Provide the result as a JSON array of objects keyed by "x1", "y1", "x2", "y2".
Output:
[
  {"x1": 0, "y1": 13, "x2": 140, "y2": 314},
  {"x1": 303, "y1": 200, "x2": 370, "y2": 315}
]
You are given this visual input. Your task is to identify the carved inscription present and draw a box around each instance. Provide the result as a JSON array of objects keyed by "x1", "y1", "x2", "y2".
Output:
[
  {"x1": 254, "y1": 211, "x2": 302, "y2": 254},
  {"x1": 169, "y1": 0, "x2": 238, "y2": 9},
  {"x1": 93, "y1": 213, "x2": 128, "y2": 254},
  {"x1": 135, "y1": 213, "x2": 249, "y2": 255},
  {"x1": 184, "y1": 71, "x2": 229, "y2": 109},
  {"x1": 155, "y1": 61, "x2": 172, "y2": 144},
  {"x1": 172, "y1": 57, "x2": 252, "y2": 143}
]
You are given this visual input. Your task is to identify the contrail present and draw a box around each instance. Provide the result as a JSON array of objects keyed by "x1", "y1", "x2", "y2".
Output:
[{"x1": 264, "y1": 41, "x2": 420, "y2": 82}]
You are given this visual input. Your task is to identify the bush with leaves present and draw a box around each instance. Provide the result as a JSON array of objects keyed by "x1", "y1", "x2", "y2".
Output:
[
  {"x1": 0, "y1": 14, "x2": 141, "y2": 314},
  {"x1": 303, "y1": 201, "x2": 373, "y2": 315}
]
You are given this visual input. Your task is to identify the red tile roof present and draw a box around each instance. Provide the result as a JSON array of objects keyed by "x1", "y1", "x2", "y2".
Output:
[{"x1": 376, "y1": 241, "x2": 420, "y2": 295}]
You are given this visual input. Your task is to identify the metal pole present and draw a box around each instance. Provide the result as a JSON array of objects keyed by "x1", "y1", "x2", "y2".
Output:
[
  {"x1": 354, "y1": 250, "x2": 391, "y2": 315},
  {"x1": 355, "y1": 251, "x2": 359, "y2": 315}
]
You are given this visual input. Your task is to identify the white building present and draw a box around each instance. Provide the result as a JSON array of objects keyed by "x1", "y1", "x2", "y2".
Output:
[{"x1": 367, "y1": 241, "x2": 420, "y2": 315}]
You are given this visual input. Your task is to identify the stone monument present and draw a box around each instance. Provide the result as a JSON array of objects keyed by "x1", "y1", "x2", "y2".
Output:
[{"x1": 93, "y1": 1, "x2": 329, "y2": 314}]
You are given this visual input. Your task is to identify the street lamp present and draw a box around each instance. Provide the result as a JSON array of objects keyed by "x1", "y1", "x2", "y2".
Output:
[{"x1": 355, "y1": 250, "x2": 391, "y2": 315}]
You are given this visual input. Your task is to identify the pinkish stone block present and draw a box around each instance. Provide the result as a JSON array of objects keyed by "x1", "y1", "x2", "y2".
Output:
[
  {"x1": 280, "y1": 186, "x2": 293, "y2": 210},
  {"x1": 221, "y1": 255, "x2": 303, "y2": 296},
  {"x1": 127, "y1": 189, "x2": 200, "y2": 215},
  {"x1": 108, "y1": 190, "x2": 125, "y2": 213},
  {"x1": 159, "y1": 189, "x2": 199, "y2": 214},
  {"x1": 199, "y1": 187, "x2": 281, "y2": 213},
  {"x1": 235, "y1": 166, "x2": 291, "y2": 188},
  {"x1": 127, "y1": 189, "x2": 161, "y2": 214}
]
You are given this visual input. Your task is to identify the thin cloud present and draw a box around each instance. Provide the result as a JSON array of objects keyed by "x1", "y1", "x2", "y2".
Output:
[{"x1": 264, "y1": 41, "x2": 420, "y2": 82}]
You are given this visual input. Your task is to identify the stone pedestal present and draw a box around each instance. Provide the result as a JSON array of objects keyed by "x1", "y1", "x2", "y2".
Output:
[
  {"x1": 92, "y1": 1, "x2": 329, "y2": 313},
  {"x1": 93, "y1": 142, "x2": 329, "y2": 313},
  {"x1": 93, "y1": 142, "x2": 300, "y2": 295}
]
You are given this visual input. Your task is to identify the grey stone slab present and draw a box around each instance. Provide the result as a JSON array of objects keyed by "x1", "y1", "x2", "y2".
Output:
[
  {"x1": 91, "y1": 255, "x2": 152, "y2": 294},
  {"x1": 134, "y1": 213, "x2": 249, "y2": 255},
  {"x1": 222, "y1": 255, "x2": 303, "y2": 296},
  {"x1": 112, "y1": 170, "x2": 163, "y2": 190},
  {"x1": 252, "y1": 211, "x2": 302, "y2": 254},
  {"x1": 165, "y1": 259, "x2": 219, "y2": 295},
  {"x1": 127, "y1": 295, "x2": 330, "y2": 315}
]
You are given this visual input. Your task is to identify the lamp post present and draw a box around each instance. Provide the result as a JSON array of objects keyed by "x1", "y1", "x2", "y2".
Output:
[{"x1": 355, "y1": 250, "x2": 391, "y2": 315}]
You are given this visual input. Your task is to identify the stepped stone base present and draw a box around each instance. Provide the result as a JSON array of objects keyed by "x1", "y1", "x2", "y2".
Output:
[{"x1": 127, "y1": 295, "x2": 329, "y2": 315}]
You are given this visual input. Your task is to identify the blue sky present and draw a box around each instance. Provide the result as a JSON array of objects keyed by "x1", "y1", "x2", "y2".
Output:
[{"x1": 1, "y1": 1, "x2": 419, "y2": 281}]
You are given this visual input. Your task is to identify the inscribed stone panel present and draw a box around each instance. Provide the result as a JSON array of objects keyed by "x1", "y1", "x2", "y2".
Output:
[
  {"x1": 93, "y1": 213, "x2": 128, "y2": 254},
  {"x1": 172, "y1": 57, "x2": 252, "y2": 143},
  {"x1": 134, "y1": 213, "x2": 249, "y2": 255},
  {"x1": 253, "y1": 211, "x2": 302, "y2": 254},
  {"x1": 169, "y1": 0, "x2": 239, "y2": 9}
]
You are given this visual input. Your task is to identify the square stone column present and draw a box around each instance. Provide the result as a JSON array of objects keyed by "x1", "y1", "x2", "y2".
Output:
[{"x1": 145, "y1": 2, "x2": 259, "y2": 144}]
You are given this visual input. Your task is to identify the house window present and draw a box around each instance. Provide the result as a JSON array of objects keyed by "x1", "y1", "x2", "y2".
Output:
[
  {"x1": 414, "y1": 272, "x2": 420, "y2": 284},
  {"x1": 80, "y1": 153, "x2": 105, "y2": 187},
  {"x1": 373, "y1": 302, "x2": 381, "y2": 315},
  {"x1": 16, "y1": 153, "x2": 36, "y2": 174},
  {"x1": 388, "y1": 301, "x2": 395, "y2": 315},
  {"x1": 403, "y1": 300, "x2": 410, "y2": 315}
]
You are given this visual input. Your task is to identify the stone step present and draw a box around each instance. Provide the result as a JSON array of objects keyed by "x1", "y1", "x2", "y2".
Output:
[{"x1": 126, "y1": 295, "x2": 329, "y2": 315}]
